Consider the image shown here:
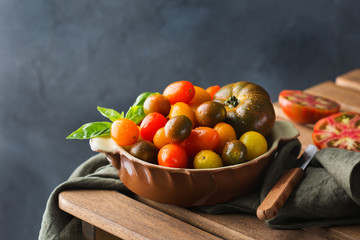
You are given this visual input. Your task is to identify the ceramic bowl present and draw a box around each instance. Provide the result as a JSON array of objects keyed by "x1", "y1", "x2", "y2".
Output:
[{"x1": 90, "y1": 121, "x2": 299, "y2": 207}]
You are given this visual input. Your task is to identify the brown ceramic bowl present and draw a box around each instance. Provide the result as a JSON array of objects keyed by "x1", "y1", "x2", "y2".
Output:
[{"x1": 90, "y1": 121, "x2": 299, "y2": 207}]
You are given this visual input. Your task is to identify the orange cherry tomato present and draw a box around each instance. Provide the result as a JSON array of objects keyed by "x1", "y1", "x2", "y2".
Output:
[
  {"x1": 188, "y1": 86, "x2": 211, "y2": 111},
  {"x1": 111, "y1": 118, "x2": 139, "y2": 146},
  {"x1": 168, "y1": 102, "x2": 196, "y2": 127},
  {"x1": 163, "y1": 81, "x2": 195, "y2": 104},
  {"x1": 140, "y1": 112, "x2": 167, "y2": 141},
  {"x1": 181, "y1": 127, "x2": 220, "y2": 157},
  {"x1": 158, "y1": 144, "x2": 189, "y2": 168},
  {"x1": 206, "y1": 85, "x2": 220, "y2": 100},
  {"x1": 153, "y1": 127, "x2": 171, "y2": 149},
  {"x1": 213, "y1": 122, "x2": 237, "y2": 154}
]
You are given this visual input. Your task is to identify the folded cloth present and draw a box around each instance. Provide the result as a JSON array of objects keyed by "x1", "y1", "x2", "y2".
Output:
[
  {"x1": 39, "y1": 154, "x2": 131, "y2": 240},
  {"x1": 198, "y1": 139, "x2": 360, "y2": 229},
  {"x1": 39, "y1": 139, "x2": 360, "y2": 239}
]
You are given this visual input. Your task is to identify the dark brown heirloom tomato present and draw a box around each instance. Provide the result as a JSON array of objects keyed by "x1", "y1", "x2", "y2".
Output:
[
  {"x1": 312, "y1": 112, "x2": 360, "y2": 152},
  {"x1": 222, "y1": 140, "x2": 247, "y2": 165},
  {"x1": 143, "y1": 94, "x2": 171, "y2": 116},
  {"x1": 213, "y1": 82, "x2": 275, "y2": 138},
  {"x1": 279, "y1": 90, "x2": 340, "y2": 124},
  {"x1": 195, "y1": 101, "x2": 227, "y2": 127},
  {"x1": 165, "y1": 115, "x2": 192, "y2": 143},
  {"x1": 130, "y1": 140, "x2": 158, "y2": 163}
]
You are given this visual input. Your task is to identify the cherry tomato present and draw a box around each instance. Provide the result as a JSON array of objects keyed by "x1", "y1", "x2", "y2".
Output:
[
  {"x1": 188, "y1": 86, "x2": 211, "y2": 110},
  {"x1": 163, "y1": 81, "x2": 195, "y2": 104},
  {"x1": 111, "y1": 118, "x2": 139, "y2": 146},
  {"x1": 193, "y1": 150, "x2": 223, "y2": 169},
  {"x1": 153, "y1": 127, "x2": 171, "y2": 149},
  {"x1": 195, "y1": 101, "x2": 227, "y2": 127},
  {"x1": 206, "y1": 85, "x2": 220, "y2": 100},
  {"x1": 168, "y1": 102, "x2": 196, "y2": 127},
  {"x1": 239, "y1": 131, "x2": 268, "y2": 160},
  {"x1": 143, "y1": 94, "x2": 171, "y2": 116},
  {"x1": 312, "y1": 112, "x2": 360, "y2": 151},
  {"x1": 222, "y1": 140, "x2": 247, "y2": 165},
  {"x1": 164, "y1": 115, "x2": 192, "y2": 143},
  {"x1": 158, "y1": 144, "x2": 189, "y2": 168},
  {"x1": 130, "y1": 140, "x2": 158, "y2": 163},
  {"x1": 279, "y1": 90, "x2": 340, "y2": 124},
  {"x1": 181, "y1": 127, "x2": 220, "y2": 157},
  {"x1": 140, "y1": 112, "x2": 167, "y2": 141},
  {"x1": 213, "y1": 122, "x2": 237, "y2": 154}
]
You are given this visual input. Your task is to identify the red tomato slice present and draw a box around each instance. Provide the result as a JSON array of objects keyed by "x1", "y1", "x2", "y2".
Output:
[
  {"x1": 312, "y1": 112, "x2": 360, "y2": 152},
  {"x1": 279, "y1": 90, "x2": 340, "y2": 124}
]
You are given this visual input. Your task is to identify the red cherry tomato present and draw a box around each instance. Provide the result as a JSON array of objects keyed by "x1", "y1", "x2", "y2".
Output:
[
  {"x1": 163, "y1": 81, "x2": 195, "y2": 104},
  {"x1": 158, "y1": 144, "x2": 189, "y2": 168},
  {"x1": 140, "y1": 112, "x2": 167, "y2": 141},
  {"x1": 312, "y1": 112, "x2": 360, "y2": 152},
  {"x1": 181, "y1": 127, "x2": 220, "y2": 157},
  {"x1": 206, "y1": 85, "x2": 220, "y2": 100},
  {"x1": 279, "y1": 90, "x2": 340, "y2": 124}
]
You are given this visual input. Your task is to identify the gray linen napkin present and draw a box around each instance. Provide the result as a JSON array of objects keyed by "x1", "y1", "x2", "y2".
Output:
[
  {"x1": 199, "y1": 139, "x2": 360, "y2": 229},
  {"x1": 39, "y1": 140, "x2": 360, "y2": 239},
  {"x1": 38, "y1": 154, "x2": 130, "y2": 240}
]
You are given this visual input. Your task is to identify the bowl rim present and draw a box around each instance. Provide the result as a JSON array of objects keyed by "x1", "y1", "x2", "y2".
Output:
[{"x1": 102, "y1": 120, "x2": 299, "y2": 173}]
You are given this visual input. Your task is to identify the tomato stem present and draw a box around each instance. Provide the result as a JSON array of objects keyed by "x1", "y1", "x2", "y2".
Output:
[{"x1": 225, "y1": 96, "x2": 239, "y2": 108}]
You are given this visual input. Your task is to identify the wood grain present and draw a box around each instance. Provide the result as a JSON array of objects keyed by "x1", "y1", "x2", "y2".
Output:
[
  {"x1": 59, "y1": 190, "x2": 221, "y2": 240},
  {"x1": 336, "y1": 68, "x2": 360, "y2": 92},
  {"x1": 137, "y1": 196, "x2": 330, "y2": 240}
]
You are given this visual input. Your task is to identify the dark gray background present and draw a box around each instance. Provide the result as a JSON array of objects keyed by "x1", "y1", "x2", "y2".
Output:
[{"x1": 0, "y1": 0, "x2": 359, "y2": 239}]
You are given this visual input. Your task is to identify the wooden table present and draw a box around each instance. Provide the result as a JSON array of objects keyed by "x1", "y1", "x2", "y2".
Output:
[{"x1": 59, "y1": 69, "x2": 360, "y2": 240}]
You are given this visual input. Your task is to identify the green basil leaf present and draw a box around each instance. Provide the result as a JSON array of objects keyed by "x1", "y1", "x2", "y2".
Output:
[
  {"x1": 132, "y1": 92, "x2": 159, "y2": 106},
  {"x1": 124, "y1": 91, "x2": 159, "y2": 124},
  {"x1": 125, "y1": 105, "x2": 145, "y2": 124},
  {"x1": 66, "y1": 122, "x2": 112, "y2": 139},
  {"x1": 97, "y1": 106, "x2": 124, "y2": 122}
]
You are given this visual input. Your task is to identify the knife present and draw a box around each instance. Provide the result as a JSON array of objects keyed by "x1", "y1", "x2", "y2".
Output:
[{"x1": 256, "y1": 144, "x2": 318, "y2": 221}]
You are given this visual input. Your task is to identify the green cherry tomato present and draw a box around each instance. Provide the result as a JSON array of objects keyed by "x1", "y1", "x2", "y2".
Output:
[
  {"x1": 195, "y1": 101, "x2": 227, "y2": 127},
  {"x1": 130, "y1": 140, "x2": 158, "y2": 163},
  {"x1": 193, "y1": 150, "x2": 223, "y2": 169},
  {"x1": 143, "y1": 94, "x2": 171, "y2": 116},
  {"x1": 164, "y1": 115, "x2": 192, "y2": 143}
]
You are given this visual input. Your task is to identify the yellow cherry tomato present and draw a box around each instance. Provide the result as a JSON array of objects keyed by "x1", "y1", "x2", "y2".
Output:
[
  {"x1": 239, "y1": 131, "x2": 268, "y2": 160},
  {"x1": 193, "y1": 150, "x2": 223, "y2": 169}
]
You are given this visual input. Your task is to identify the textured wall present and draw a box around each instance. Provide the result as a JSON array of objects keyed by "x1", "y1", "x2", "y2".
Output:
[{"x1": 0, "y1": 1, "x2": 359, "y2": 239}]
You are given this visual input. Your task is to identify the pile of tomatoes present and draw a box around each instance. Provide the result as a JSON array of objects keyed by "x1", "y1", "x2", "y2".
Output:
[{"x1": 110, "y1": 81, "x2": 268, "y2": 169}]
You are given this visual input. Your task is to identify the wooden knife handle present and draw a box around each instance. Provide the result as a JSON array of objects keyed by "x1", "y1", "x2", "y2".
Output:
[{"x1": 256, "y1": 167, "x2": 304, "y2": 221}]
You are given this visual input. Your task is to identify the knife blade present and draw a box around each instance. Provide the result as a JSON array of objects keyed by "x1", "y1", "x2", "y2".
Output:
[{"x1": 256, "y1": 144, "x2": 317, "y2": 221}]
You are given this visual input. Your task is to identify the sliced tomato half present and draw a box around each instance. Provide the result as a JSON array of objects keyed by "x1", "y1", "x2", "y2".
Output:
[
  {"x1": 279, "y1": 90, "x2": 340, "y2": 124},
  {"x1": 312, "y1": 112, "x2": 360, "y2": 152}
]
